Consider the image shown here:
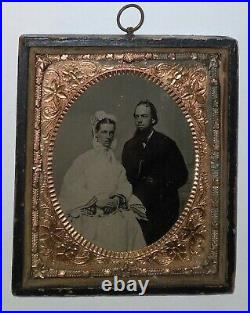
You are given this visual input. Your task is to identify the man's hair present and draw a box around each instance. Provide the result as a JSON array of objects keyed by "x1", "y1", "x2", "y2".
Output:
[
  {"x1": 95, "y1": 118, "x2": 116, "y2": 132},
  {"x1": 134, "y1": 100, "x2": 158, "y2": 126}
]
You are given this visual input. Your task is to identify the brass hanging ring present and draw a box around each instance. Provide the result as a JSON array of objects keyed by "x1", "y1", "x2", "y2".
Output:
[{"x1": 117, "y1": 4, "x2": 144, "y2": 35}]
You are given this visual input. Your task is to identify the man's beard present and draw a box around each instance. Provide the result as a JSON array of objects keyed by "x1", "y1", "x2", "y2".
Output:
[{"x1": 134, "y1": 127, "x2": 153, "y2": 141}]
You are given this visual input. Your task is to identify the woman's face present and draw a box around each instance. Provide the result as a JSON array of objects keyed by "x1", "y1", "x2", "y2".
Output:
[{"x1": 95, "y1": 123, "x2": 115, "y2": 148}]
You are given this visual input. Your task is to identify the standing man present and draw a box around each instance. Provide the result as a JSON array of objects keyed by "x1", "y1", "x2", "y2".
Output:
[{"x1": 122, "y1": 100, "x2": 188, "y2": 245}]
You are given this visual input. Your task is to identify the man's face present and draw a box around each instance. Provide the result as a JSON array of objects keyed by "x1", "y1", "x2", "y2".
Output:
[
  {"x1": 96, "y1": 123, "x2": 115, "y2": 148},
  {"x1": 134, "y1": 104, "x2": 153, "y2": 131}
]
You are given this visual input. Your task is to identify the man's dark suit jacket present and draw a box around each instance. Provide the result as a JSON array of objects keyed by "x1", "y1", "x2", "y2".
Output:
[{"x1": 122, "y1": 129, "x2": 188, "y2": 245}]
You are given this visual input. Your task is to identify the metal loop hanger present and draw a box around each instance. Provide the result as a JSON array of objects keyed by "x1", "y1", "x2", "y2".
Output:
[{"x1": 117, "y1": 4, "x2": 144, "y2": 36}]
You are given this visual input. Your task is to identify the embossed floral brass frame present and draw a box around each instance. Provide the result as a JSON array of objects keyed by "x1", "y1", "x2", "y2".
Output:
[{"x1": 12, "y1": 35, "x2": 238, "y2": 295}]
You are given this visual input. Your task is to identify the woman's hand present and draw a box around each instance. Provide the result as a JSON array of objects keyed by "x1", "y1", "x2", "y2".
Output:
[
  {"x1": 96, "y1": 198, "x2": 111, "y2": 208},
  {"x1": 96, "y1": 197, "x2": 119, "y2": 209},
  {"x1": 102, "y1": 197, "x2": 119, "y2": 214},
  {"x1": 67, "y1": 208, "x2": 81, "y2": 222},
  {"x1": 106, "y1": 197, "x2": 119, "y2": 209}
]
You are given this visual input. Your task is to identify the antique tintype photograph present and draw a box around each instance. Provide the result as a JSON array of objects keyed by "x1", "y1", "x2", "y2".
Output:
[
  {"x1": 54, "y1": 75, "x2": 194, "y2": 251},
  {"x1": 3, "y1": 1, "x2": 247, "y2": 310},
  {"x1": 10, "y1": 2, "x2": 240, "y2": 294},
  {"x1": 12, "y1": 38, "x2": 238, "y2": 295}
]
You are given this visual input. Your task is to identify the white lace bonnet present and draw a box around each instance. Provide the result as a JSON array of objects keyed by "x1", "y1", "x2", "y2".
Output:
[{"x1": 91, "y1": 111, "x2": 117, "y2": 134}]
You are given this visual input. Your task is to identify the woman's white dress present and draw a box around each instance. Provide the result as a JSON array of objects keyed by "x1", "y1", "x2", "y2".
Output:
[{"x1": 59, "y1": 145, "x2": 146, "y2": 251}]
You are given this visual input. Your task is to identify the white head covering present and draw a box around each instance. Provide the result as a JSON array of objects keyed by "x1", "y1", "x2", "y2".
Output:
[
  {"x1": 91, "y1": 111, "x2": 117, "y2": 133},
  {"x1": 91, "y1": 111, "x2": 117, "y2": 151}
]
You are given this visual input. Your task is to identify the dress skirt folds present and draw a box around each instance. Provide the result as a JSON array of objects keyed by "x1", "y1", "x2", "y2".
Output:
[
  {"x1": 59, "y1": 144, "x2": 146, "y2": 251},
  {"x1": 71, "y1": 209, "x2": 146, "y2": 251}
]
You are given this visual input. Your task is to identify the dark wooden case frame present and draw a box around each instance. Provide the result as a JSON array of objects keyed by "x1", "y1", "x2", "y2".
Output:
[{"x1": 12, "y1": 35, "x2": 238, "y2": 296}]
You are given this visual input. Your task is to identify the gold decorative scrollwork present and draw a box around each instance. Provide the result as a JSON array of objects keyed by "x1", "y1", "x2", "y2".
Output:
[{"x1": 30, "y1": 51, "x2": 218, "y2": 279}]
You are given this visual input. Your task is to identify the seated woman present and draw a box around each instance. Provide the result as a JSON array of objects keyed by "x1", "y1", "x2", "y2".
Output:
[{"x1": 59, "y1": 111, "x2": 147, "y2": 251}]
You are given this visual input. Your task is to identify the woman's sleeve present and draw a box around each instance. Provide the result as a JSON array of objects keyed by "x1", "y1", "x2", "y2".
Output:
[
  {"x1": 115, "y1": 165, "x2": 133, "y2": 201},
  {"x1": 58, "y1": 155, "x2": 96, "y2": 214}
]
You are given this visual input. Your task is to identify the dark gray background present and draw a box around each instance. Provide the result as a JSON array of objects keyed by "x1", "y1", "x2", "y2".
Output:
[{"x1": 53, "y1": 74, "x2": 194, "y2": 211}]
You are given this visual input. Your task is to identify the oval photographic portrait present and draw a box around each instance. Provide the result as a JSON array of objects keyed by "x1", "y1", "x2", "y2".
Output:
[{"x1": 53, "y1": 74, "x2": 194, "y2": 252}]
